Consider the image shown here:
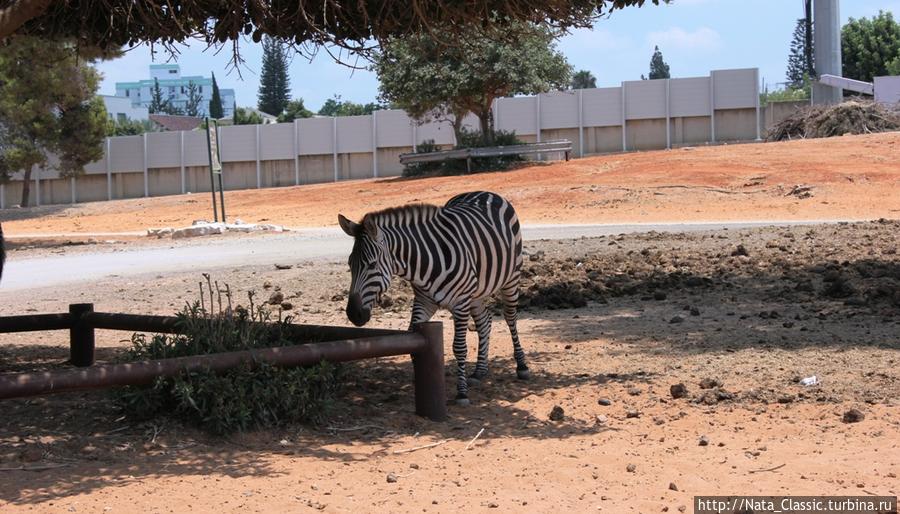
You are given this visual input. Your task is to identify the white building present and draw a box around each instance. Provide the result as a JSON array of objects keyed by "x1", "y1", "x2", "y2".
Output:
[
  {"x1": 101, "y1": 95, "x2": 149, "y2": 122},
  {"x1": 114, "y1": 64, "x2": 235, "y2": 118}
]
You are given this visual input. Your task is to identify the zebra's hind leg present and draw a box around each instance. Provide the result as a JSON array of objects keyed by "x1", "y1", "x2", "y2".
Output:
[
  {"x1": 501, "y1": 282, "x2": 530, "y2": 380},
  {"x1": 451, "y1": 305, "x2": 472, "y2": 405},
  {"x1": 468, "y1": 301, "x2": 492, "y2": 385}
]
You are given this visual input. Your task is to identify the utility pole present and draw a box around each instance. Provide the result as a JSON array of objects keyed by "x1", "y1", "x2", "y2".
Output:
[
  {"x1": 812, "y1": 0, "x2": 843, "y2": 104},
  {"x1": 804, "y1": 0, "x2": 814, "y2": 78}
]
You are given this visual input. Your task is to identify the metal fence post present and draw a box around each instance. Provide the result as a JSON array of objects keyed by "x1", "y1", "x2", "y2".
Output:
[
  {"x1": 34, "y1": 167, "x2": 40, "y2": 207},
  {"x1": 577, "y1": 89, "x2": 584, "y2": 158},
  {"x1": 621, "y1": 82, "x2": 627, "y2": 151},
  {"x1": 710, "y1": 71, "x2": 717, "y2": 143},
  {"x1": 255, "y1": 124, "x2": 262, "y2": 188},
  {"x1": 372, "y1": 111, "x2": 379, "y2": 178},
  {"x1": 412, "y1": 321, "x2": 447, "y2": 422},
  {"x1": 535, "y1": 94, "x2": 541, "y2": 144},
  {"x1": 332, "y1": 117, "x2": 339, "y2": 182},
  {"x1": 666, "y1": 79, "x2": 672, "y2": 150},
  {"x1": 69, "y1": 303, "x2": 95, "y2": 367},
  {"x1": 70, "y1": 177, "x2": 76, "y2": 204},
  {"x1": 180, "y1": 131, "x2": 186, "y2": 194},
  {"x1": 142, "y1": 133, "x2": 149, "y2": 197},
  {"x1": 293, "y1": 119, "x2": 300, "y2": 186},
  {"x1": 106, "y1": 138, "x2": 113, "y2": 200},
  {"x1": 755, "y1": 68, "x2": 762, "y2": 141}
]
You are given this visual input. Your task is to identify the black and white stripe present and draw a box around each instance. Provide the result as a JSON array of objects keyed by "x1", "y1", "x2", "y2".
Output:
[{"x1": 339, "y1": 191, "x2": 529, "y2": 404}]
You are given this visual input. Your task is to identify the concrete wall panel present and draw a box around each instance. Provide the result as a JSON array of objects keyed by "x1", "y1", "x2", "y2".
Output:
[{"x1": 259, "y1": 124, "x2": 295, "y2": 160}]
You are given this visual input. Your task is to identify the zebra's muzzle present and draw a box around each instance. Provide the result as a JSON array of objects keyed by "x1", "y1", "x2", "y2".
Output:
[{"x1": 346, "y1": 293, "x2": 371, "y2": 327}]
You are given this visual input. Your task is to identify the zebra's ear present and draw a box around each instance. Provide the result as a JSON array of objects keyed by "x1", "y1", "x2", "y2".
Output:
[
  {"x1": 363, "y1": 217, "x2": 379, "y2": 239},
  {"x1": 338, "y1": 214, "x2": 360, "y2": 237}
]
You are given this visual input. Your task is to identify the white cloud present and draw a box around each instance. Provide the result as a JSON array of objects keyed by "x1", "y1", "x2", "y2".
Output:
[{"x1": 646, "y1": 26, "x2": 722, "y2": 52}]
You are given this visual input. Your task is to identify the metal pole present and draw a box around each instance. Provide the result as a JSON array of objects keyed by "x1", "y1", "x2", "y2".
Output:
[
  {"x1": 332, "y1": 117, "x2": 339, "y2": 182},
  {"x1": 180, "y1": 131, "x2": 186, "y2": 194},
  {"x1": 710, "y1": 72, "x2": 717, "y2": 143},
  {"x1": 216, "y1": 123, "x2": 225, "y2": 223},
  {"x1": 205, "y1": 117, "x2": 219, "y2": 222},
  {"x1": 106, "y1": 138, "x2": 112, "y2": 201},
  {"x1": 665, "y1": 79, "x2": 671, "y2": 149},
  {"x1": 0, "y1": 184, "x2": 5, "y2": 210},
  {"x1": 255, "y1": 124, "x2": 262, "y2": 188},
  {"x1": 70, "y1": 177, "x2": 76, "y2": 205},
  {"x1": 372, "y1": 111, "x2": 379, "y2": 178},
  {"x1": 755, "y1": 68, "x2": 762, "y2": 141},
  {"x1": 535, "y1": 94, "x2": 541, "y2": 144},
  {"x1": 69, "y1": 303, "x2": 95, "y2": 367},
  {"x1": 142, "y1": 133, "x2": 149, "y2": 197},
  {"x1": 621, "y1": 82, "x2": 627, "y2": 151},
  {"x1": 412, "y1": 321, "x2": 447, "y2": 422},
  {"x1": 813, "y1": 0, "x2": 843, "y2": 104},
  {"x1": 412, "y1": 122, "x2": 418, "y2": 152},
  {"x1": 34, "y1": 167, "x2": 40, "y2": 207},
  {"x1": 577, "y1": 89, "x2": 584, "y2": 158},
  {"x1": 293, "y1": 119, "x2": 300, "y2": 186}
]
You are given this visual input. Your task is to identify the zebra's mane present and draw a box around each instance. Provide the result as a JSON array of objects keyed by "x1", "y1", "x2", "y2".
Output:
[{"x1": 363, "y1": 203, "x2": 441, "y2": 227}]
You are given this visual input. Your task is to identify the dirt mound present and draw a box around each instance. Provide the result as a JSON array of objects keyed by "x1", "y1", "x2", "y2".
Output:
[{"x1": 767, "y1": 100, "x2": 900, "y2": 141}]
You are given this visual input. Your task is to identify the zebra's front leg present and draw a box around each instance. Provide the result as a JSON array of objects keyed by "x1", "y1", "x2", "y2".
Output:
[
  {"x1": 451, "y1": 305, "x2": 472, "y2": 405},
  {"x1": 469, "y1": 301, "x2": 492, "y2": 385},
  {"x1": 407, "y1": 293, "x2": 438, "y2": 331}
]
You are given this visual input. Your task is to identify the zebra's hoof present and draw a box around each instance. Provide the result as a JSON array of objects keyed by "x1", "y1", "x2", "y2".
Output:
[
  {"x1": 516, "y1": 368, "x2": 531, "y2": 381},
  {"x1": 469, "y1": 371, "x2": 487, "y2": 386},
  {"x1": 455, "y1": 395, "x2": 471, "y2": 406}
]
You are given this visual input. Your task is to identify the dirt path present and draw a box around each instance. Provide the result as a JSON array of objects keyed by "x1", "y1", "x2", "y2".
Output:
[
  {"x1": 2, "y1": 132, "x2": 899, "y2": 236},
  {"x1": 1, "y1": 222, "x2": 898, "y2": 512}
]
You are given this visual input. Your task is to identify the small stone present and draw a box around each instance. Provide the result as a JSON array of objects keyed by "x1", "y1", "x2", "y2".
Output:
[
  {"x1": 280, "y1": 301, "x2": 293, "y2": 310},
  {"x1": 274, "y1": 263, "x2": 293, "y2": 270},
  {"x1": 549, "y1": 405, "x2": 565, "y2": 421},
  {"x1": 625, "y1": 410, "x2": 640, "y2": 419},
  {"x1": 564, "y1": 344, "x2": 573, "y2": 350},
  {"x1": 653, "y1": 291, "x2": 667, "y2": 301},
  {"x1": 595, "y1": 415, "x2": 608, "y2": 424},
  {"x1": 627, "y1": 387, "x2": 641, "y2": 396},
  {"x1": 669, "y1": 482, "x2": 679, "y2": 491},
  {"x1": 263, "y1": 280, "x2": 273, "y2": 289},
  {"x1": 670, "y1": 316, "x2": 684, "y2": 324},
  {"x1": 698, "y1": 435, "x2": 710, "y2": 446},
  {"x1": 386, "y1": 473, "x2": 398, "y2": 483},
  {"x1": 268, "y1": 291, "x2": 285, "y2": 305},
  {"x1": 626, "y1": 463, "x2": 636, "y2": 473},
  {"x1": 731, "y1": 245, "x2": 749, "y2": 257},
  {"x1": 670, "y1": 383, "x2": 688, "y2": 399},
  {"x1": 842, "y1": 408, "x2": 865, "y2": 423},
  {"x1": 690, "y1": 307, "x2": 700, "y2": 316},
  {"x1": 410, "y1": 463, "x2": 419, "y2": 469},
  {"x1": 598, "y1": 398, "x2": 612, "y2": 406},
  {"x1": 699, "y1": 378, "x2": 720, "y2": 389},
  {"x1": 487, "y1": 502, "x2": 499, "y2": 508},
  {"x1": 678, "y1": 506, "x2": 686, "y2": 513},
  {"x1": 777, "y1": 394, "x2": 795, "y2": 404}
]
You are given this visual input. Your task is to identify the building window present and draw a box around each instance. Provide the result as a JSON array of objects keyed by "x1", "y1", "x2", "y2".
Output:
[
  {"x1": 169, "y1": 69, "x2": 177, "y2": 74},
  {"x1": 125, "y1": 90, "x2": 130, "y2": 97},
  {"x1": 117, "y1": 113, "x2": 127, "y2": 123}
]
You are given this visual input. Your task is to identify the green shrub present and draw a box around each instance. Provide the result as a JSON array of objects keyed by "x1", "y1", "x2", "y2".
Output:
[
  {"x1": 117, "y1": 282, "x2": 341, "y2": 434},
  {"x1": 402, "y1": 128, "x2": 525, "y2": 177}
]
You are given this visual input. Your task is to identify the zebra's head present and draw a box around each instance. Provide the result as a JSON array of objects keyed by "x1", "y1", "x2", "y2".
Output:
[{"x1": 339, "y1": 213, "x2": 393, "y2": 327}]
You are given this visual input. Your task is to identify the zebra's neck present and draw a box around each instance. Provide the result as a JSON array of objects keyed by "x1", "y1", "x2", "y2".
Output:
[{"x1": 364, "y1": 204, "x2": 442, "y2": 282}]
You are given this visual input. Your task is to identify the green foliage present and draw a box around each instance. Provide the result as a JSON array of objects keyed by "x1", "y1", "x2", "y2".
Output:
[
  {"x1": 106, "y1": 118, "x2": 155, "y2": 136},
  {"x1": 317, "y1": 95, "x2": 382, "y2": 117},
  {"x1": 402, "y1": 128, "x2": 525, "y2": 177},
  {"x1": 648, "y1": 45, "x2": 670, "y2": 80},
  {"x1": 209, "y1": 73, "x2": 224, "y2": 119},
  {"x1": 184, "y1": 81, "x2": 203, "y2": 117},
  {"x1": 117, "y1": 285, "x2": 341, "y2": 435},
  {"x1": 842, "y1": 11, "x2": 900, "y2": 83},
  {"x1": 257, "y1": 37, "x2": 291, "y2": 116},
  {"x1": 233, "y1": 107, "x2": 264, "y2": 125},
  {"x1": 571, "y1": 70, "x2": 597, "y2": 89},
  {"x1": 277, "y1": 98, "x2": 314, "y2": 123},
  {"x1": 0, "y1": 37, "x2": 108, "y2": 206},
  {"x1": 888, "y1": 56, "x2": 900, "y2": 76},
  {"x1": 787, "y1": 18, "x2": 814, "y2": 89},
  {"x1": 374, "y1": 20, "x2": 571, "y2": 145}
]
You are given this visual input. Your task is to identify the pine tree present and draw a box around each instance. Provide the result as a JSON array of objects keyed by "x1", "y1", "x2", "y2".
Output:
[
  {"x1": 209, "y1": 73, "x2": 224, "y2": 119},
  {"x1": 648, "y1": 46, "x2": 670, "y2": 80},
  {"x1": 786, "y1": 18, "x2": 814, "y2": 89},
  {"x1": 257, "y1": 36, "x2": 291, "y2": 116},
  {"x1": 148, "y1": 78, "x2": 169, "y2": 114},
  {"x1": 184, "y1": 81, "x2": 203, "y2": 116},
  {"x1": 571, "y1": 70, "x2": 597, "y2": 89}
]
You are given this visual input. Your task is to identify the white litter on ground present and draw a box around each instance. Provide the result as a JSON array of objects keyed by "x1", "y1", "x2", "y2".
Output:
[{"x1": 799, "y1": 375, "x2": 819, "y2": 386}]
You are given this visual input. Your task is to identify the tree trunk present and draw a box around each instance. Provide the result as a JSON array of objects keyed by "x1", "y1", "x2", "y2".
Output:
[
  {"x1": 477, "y1": 107, "x2": 495, "y2": 146},
  {"x1": 20, "y1": 166, "x2": 32, "y2": 207},
  {"x1": 451, "y1": 116, "x2": 465, "y2": 147}
]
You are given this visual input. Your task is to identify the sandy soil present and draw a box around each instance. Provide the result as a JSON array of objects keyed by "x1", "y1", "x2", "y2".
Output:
[
  {"x1": 2, "y1": 132, "x2": 900, "y2": 237},
  {"x1": 1, "y1": 221, "x2": 898, "y2": 512}
]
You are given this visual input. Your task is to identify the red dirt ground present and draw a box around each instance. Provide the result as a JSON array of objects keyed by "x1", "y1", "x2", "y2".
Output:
[{"x1": 3, "y1": 132, "x2": 900, "y2": 236}]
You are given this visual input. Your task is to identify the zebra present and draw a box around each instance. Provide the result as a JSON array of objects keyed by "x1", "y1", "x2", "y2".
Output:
[{"x1": 338, "y1": 191, "x2": 530, "y2": 405}]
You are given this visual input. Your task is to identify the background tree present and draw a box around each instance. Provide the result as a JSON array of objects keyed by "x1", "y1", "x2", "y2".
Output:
[
  {"x1": 277, "y1": 99, "x2": 313, "y2": 123},
  {"x1": 842, "y1": 11, "x2": 900, "y2": 83},
  {"x1": 374, "y1": 20, "x2": 571, "y2": 145},
  {"x1": 786, "y1": 18, "x2": 815, "y2": 89},
  {"x1": 233, "y1": 107, "x2": 264, "y2": 125},
  {"x1": 257, "y1": 36, "x2": 291, "y2": 116},
  {"x1": 317, "y1": 96, "x2": 382, "y2": 117},
  {"x1": 648, "y1": 45, "x2": 670, "y2": 79},
  {"x1": 571, "y1": 70, "x2": 597, "y2": 89},
  {"x1": 184, "y1": 81, "x2": 203, "y2": 117},
  {"x1": 148, "y1": 78, "x2": 169, "y2": 114},
  {"x1": 0, "y1": 37, "x2": 108, "y2": 206},
  {"x1": 106, "y1": 118, "x2": 156, "y2": 136},
  {"x1": 209, "y1": 73, "x2": 224, "y2": 119}
]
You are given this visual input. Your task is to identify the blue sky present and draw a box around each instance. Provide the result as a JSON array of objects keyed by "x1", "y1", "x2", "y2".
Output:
[{"x1": 96, "y1": 0, "x2": 897, "y2": 112}]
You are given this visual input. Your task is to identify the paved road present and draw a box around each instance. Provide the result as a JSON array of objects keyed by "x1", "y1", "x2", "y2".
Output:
[{"x1": 1, "y1": 221, "x2": 836, "y2": 292}]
